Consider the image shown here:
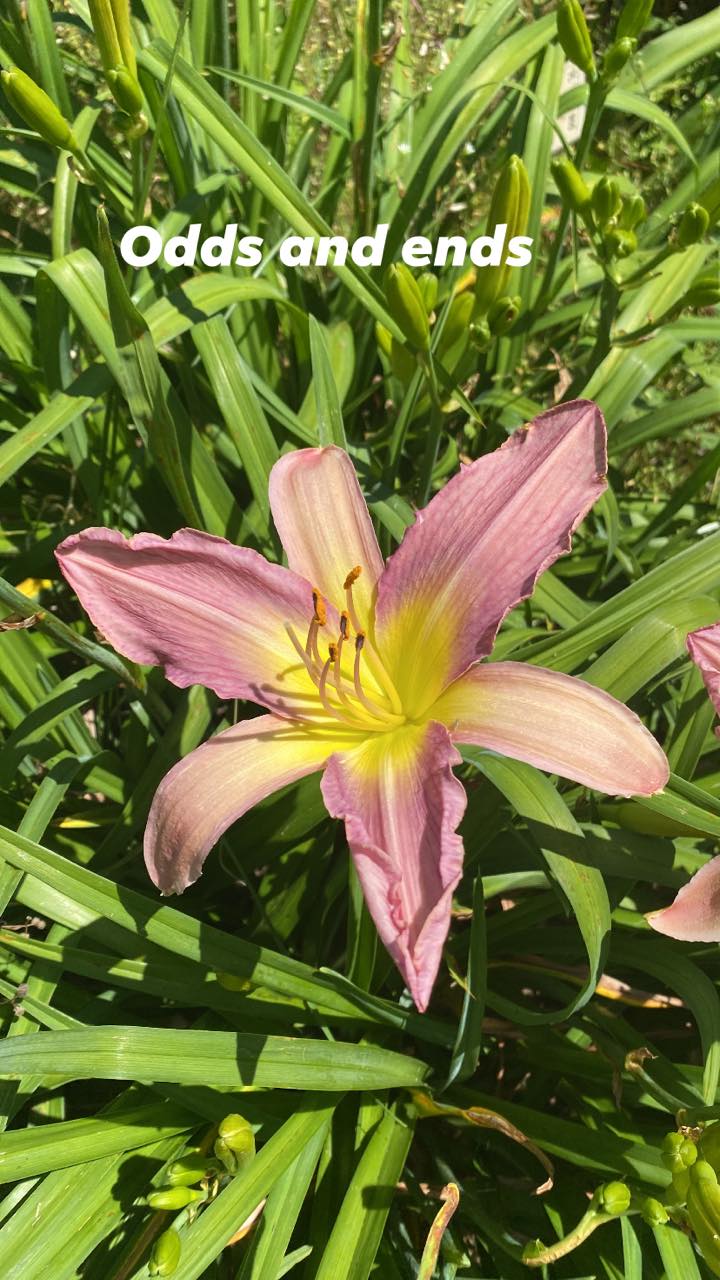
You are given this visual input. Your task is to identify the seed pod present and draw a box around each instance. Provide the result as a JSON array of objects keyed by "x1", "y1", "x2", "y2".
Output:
[
  {"x1": 556, "y1": 0, "x2": 596, "y2": 80},
  {"x1": 602, "y1": 36, "x2": 636, "y2": 80},
  {"x1": 417, "y1": 272, "x2": 438, "y2": 314},
  {"x1": 677, "y1": 202, "x2": 710, "y2": 248},
  {"x1": 598, "y1": 1181, "x2": 632, "y2": 1216},
  {"x1": 487, "y1": 294, "x2": 521, "y2": 335},
  {"x1": 640, "y1": 1197, "x2": 669, "y2": 1227},
  {"x1": 384, "y1": 264, "x2": 430, "y2": 350},
  {"x1": 1, "y1": 68, "x2": 79, "y2": 152},
  {"x1": 474, "y1": 154, "x2": 530, "y2": 314},
  {"x1": 604, "y1": 227, "x2": 637, "y2": 258},
  {"x1": 551, "y1": 156, "x2": 592, "y2": 214},
  {"x1": 591, "y1": 176, "x2": 622, "y2": 228},
  {"x1": 436, "y1": 291, "x2": 474, "y2": 357},
  {"x1": 149, "y1": 1228, "x2": 182, "y2": 1277},
  {"x1": 688, "y1": 1161, "x2": 720, "y2": 1277},
  {"x1": 619, "y1": 193, "x2": 646, "y2": 230},
  {"x1": 682, "y1": 270, "x2": 720, "y2": 309},
  {"x1": 146, "y1": 1186, "x2": 204, "y2": 1211},
  {"x1": 165, "y1": 1154, "x2": 216, "y2": 1187},
  {"x1": 616, "y1": 0, "x2": 654, "y2": 42}
]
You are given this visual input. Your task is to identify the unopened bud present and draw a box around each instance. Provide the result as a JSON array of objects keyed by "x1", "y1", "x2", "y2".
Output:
[
  {"x1": 598, "y1": 1181, "x2": 632, "y2": 1216},
  {"x1": 616, "y1": 0, "x2": 654, "y2": 42},
  {"x1": 682, "y1": 270, "x2": 720, "y2": 309},
  {"x1": 214, "y1": 1114, "x2": 255, "y2": 1174},
  {"x1": 640, "y1": 1197, "x2": 669, "y2": 1227},
  {"x1": 1, "y1": 69, "x2": 78, "y2": 152},
  {"x1": 591, "y1": 176, "x2": 623, "y2": 228},
  {"x1": 619, "y1": 193, "x2": 646, "y2": 229},
  {"x1": 468, "y1": 318, "x2": 491, "y2": 349},
  {"x1": 556, "y1": 0, "x2": 596, "y2": 79},
  {"x1": 677, "y1": 202, "x2": 710, "y2": 248},
  {"x1": 551, "y1": 156, "x2": 592, "y2": 214},
  {"x1": 604, "y1": 227, "x2": 637, "y2": 258},
  {"x1": 474, "y1": 154, "x2": 530, "y2": 313},
  {"x1": 437, "y1": 291, "x2": 474, "y2": 357},
  {"x1": 417, "y1": 272, "x2": 438, "y2": 314},
  {"x1": 149, "y1": 1228, "x2": 182, "y2": 1277},
  {"x1": 390, "y1": 337, "x2": 417, "y2": 382},
  {"x1": 487, "y1": 294, "x2": 521, "y2": 335},
  {"x1": 146, "y1": 1186, "x2": 204, "y2": 1210},
  {"x1": 384, "y1": 264, "x2": 430, "y2": 350},
  {"x1": 165, "y1": 1154, "x2": 216, "y2": 1187},
  {"x1": 602, "y1": 36, "x2": 636, "y2": 80},
  {"x1": 107, "y1": 65, "x2": 144, "y2": 118}
]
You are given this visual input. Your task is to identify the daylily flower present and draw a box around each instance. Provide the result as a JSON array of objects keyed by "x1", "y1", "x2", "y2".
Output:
[
  {"x1": 56, "y1": 399, "x2": 668, "y2": 1010},
  {"x1": 648, "y1": 621, "x2": 720, "y2": 944}
]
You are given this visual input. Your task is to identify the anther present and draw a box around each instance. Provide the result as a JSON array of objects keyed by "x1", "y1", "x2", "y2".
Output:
[
  {"x1": 355, "y1": 631, "x2": 365, "y2": 652},
  {"x1": 328, "y1": 642, "x2": 338, "y2": 662},
  {"x1": 339, "y1": 611, "x2": 349, "y2": 638},
  {"x1": 343, "y1": 566, "x2": 362, "y2": 590},
  {"x1": 311, "y1": 588, "x2": 326, "y2": 626}
]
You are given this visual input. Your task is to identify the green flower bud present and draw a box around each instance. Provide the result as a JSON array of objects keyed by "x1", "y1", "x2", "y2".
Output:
[
  {"x1": 375, "y1": 322, "x2": 392, "y2": 359},
  {"x1": 682, "y1": 270, "x2": 720, "y2": 309},
  {"x1": 602, "y1": 36, "x2": 636, "y2": 80},
  {"x1": 591, "y1": 176, "x2": 623, "y2": 228},
  {"x1": 417, "y1": 272, "x2": 438, "y2": 314},
  {"x1": 604, "y1": 227, "x2": 637, "y2": 258},
  {"x1": 551, "y1": 156, "x2": 592, "y2": 214},
  {"x1": 598, "y1": 1181, "x2": 632, "y2": 1216},
  {"x1": 384, "y1": 264, "x2": 430, "y2": 350},
  {"x1": 437, "y1": 291, "x2": 474, "y2": 357},
  {"x1": 556, "y1": 0, "x2": 596, "y2": 79},
  {"x1": 699, "y1": 1122, "x2": 720, "y2": 1172},
  {"x1": 149, "y1": 1228, "x2": 182, "y2": 1277},
  {"x1": 474, "y1": 154, "x2": 530, "y2": 314},
  {"x1": 619, "y1": 193, "x2": 646, "y2": 229},
  {"x1": 681, "y1": 1139, "x2": 699, "y2": 1168},
  {"x1": 521, "y1": 1240, "x2": 546, "y2": 1263},
  {"x1": 217, "y1": 1113, "x2": 256, "y2": 1155},
  {"x1": 468, "y1": 318, "x2": 491, "y2": 350},
  {"x1": 487, "y1": 294, "x2": 521, "y2": 335},
  {"x1": 1, "y1": 68, "x2": 79, "y2": 152},
  {"x1": 641, "y1": 1197, "x2": 669, "y2": 1227},
  {"x1": 677, "y1": 202, "x2": 710, "y2": 248},
  {"x1": 146, "y1": 1186, "x2": 204, "y2": 1211},
  {"x1": 106, "y1": 65, "x2": 144, "y2": 118},
  {"x1": 688, "y1": 1161, "x2": 720, "y2": 1275},
  {"x1": 390, "y1": 337, "x2": 417, "y2": 382},
  {"x1": 616, "y1": 0, "x2": 654, "y2": 42},
  {"x1": 165, "y1": 1154, "x2": 216, "y2": 1187}
]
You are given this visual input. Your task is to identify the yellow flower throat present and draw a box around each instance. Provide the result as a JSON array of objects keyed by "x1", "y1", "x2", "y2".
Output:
[{"x1": 285, "y1": 566, "x2": 406, "y2": 732}]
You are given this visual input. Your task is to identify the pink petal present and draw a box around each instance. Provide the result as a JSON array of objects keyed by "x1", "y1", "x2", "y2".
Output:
[
  {"x1": 269, "y1": 447, "x2": 384, "y2": 622},
  {"x1": 432, "y1": 661, "x2": 668, "y2": 796},
  {"x1": 647, "y1": 856, "x2": 720, "y2": 942},
  {"x1": 688, "y1": 622, "x2": 720, "y2": 734},
  {"x1": 56, "y1": 527, "x2": 322, "y2": 717},
  {"x1": 145, "y1": 714, "x2": 348, "y2": 893},
  {"x1": 321, "y1": 721, "x2": 466, "y2": 1011},
  {"x1": 374, "y1": 400, "x2": 607, "y2": 716}
]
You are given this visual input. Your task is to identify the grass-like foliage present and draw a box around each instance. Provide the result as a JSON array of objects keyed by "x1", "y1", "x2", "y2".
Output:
[{"x1": 1, "y1": 0, "x2": 720, "y2": 1276}]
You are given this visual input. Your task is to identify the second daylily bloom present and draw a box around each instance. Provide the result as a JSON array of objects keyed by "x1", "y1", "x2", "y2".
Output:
[
  {"x1": 56, "y1": 399, "x2": 668, "y2": 1010},
  {"x1": 648, "y1": 622, "x2": 720, "y2": 944}
]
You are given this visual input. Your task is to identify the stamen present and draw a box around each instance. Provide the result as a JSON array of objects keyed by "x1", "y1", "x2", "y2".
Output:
[
  {"x1": 343, "y1": 567, "x2": 404, "y2": 716},
  {"x1": 353, "y1": 633, "x2": 404, "y2": 725},
  {"x1": 343, "y1": 566, "x2": 362, "y2": 590},
  {"x1": 311, "y1": 588, "x2": 327, "y2": 626},
  {"x1": 304, "y1": 617, "x2": 323, "y2": 669},
  {"x1": 318, "y1": 654, "x2": 367, "y2": 729}
]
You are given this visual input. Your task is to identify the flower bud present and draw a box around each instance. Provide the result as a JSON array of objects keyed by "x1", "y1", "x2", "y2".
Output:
[
  {"x1": 390, "y1": 337, "x2": 417, "y2": 382},
  {"x1": 106, "y1": 66, "x2": 144, "y2": 118},
  {"x1": 616, "y1": 0, "x2": 654, "y2": 42},
  {"x1": 474, "y1": 154, "x2": 530, "y2": 314},
  {"x1": 556, "y1": 0, "x2": 596, "y2": 80},
  {"x1": 487, "y1": 294, "x2": 521, "y2": 335},
  {"x1": 662, "y1": 1131, "x2": 696, "y2": 1170},
  {"x1": 214, "y1": 1114, "x2": 255, "y2": 1174},
  {"x1": 640, "y1": 1197, "x2": 669, "y2": 1227},
  {"x1": 591, "y1": 176, "x2": 622, "y2": 228},
  {"x1": 682, "y1": 270, "x2": 720, "y2": 309},
  {"x1": 437, "y1": 291, "x2": 474, "y2": 357},
  {"x1": 602, "y1": 37, "x2": 636, "y2": 80},
  {"x1": 417, "y1": 272, "x2": 438, "y2": 314},
  {"x1": 149, "y1": 1228, "x2": 182, "y2": 1277},
  {"x1": 165, "y1": 1154, "x2": 216, "y2": 1187},
  {"x1": 699, "y1": 1122, "x2": 720, "y2": 1172},
  {"x1": 1, "y1": 68, "x2": 79, "y2": 152},
  {"x1": 688, "y1": 1160, "x2": 720, "y2": 1274},
  {"x1": 598, "y1": 1181, "x2": 632, "y2": 1216},
  {"x1": 604, "y1": 227, "x2": 637, "y2": 258},
  {"x1": 146, "y1": 1186, "x2": 204, "y2": 1210},
  {"x1": 384, "y1": 264, "x2": 430, "y2": 350},
  {"x1": 551, "y1": 156, "x2": 592, "y2": 214},
  {"x1": 677, "y1": 202, "x2": 710, "y2": 248},
  {"x1": 619, "y1": 193, "x2": 646, "y2": 229},
  {"x1": 375, "y1": 322, "x2": 392, "y2": 359},
  {"x1": 468, "y1": 318, "x2": 491, "y2": 350},
  {"x1": 87, "y1": 0, "x2": 143, "y2": 121}
]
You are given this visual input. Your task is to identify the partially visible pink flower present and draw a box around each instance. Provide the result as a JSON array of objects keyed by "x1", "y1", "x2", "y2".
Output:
[
  {"x1": 647, "y1": 621, "x2": 720, "y2": 943},
  {"x1": 56, "y1": 399, "x2": 669, "y2": 1010}
]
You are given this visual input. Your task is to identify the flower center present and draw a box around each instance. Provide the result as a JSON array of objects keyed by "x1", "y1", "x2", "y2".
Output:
[{"x1": 285, "y1": 566, "x2": 405, "y2": 732}]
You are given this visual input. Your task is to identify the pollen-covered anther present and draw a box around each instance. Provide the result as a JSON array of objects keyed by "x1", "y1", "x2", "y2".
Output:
[
  {"x1": 343, "y1": 566, "x2": 362, "y2": 590},
  {"x1": 339, "y1": 611, "x2": 350, "y2": 638},
  {"x1": 311, "y1": 587, "x2": 326, "y2": 626},
  {"x1": 355, "y1": 631, "x2": 365, "y2": 652},
  {"x1": 328, "y1": 642, "x2": 338, "y2": 662}
]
